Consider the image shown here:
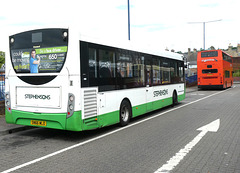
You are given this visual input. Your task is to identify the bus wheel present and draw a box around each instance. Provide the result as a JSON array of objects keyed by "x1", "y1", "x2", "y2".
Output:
[
  {"x1": 119, "y1": 100, "x2": 131, "y2": 126},
  {"x1": 172, "y1": 91, "x2": 178, "y2": 107}
]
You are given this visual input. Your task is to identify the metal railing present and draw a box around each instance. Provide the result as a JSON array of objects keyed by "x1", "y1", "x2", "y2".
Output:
[{"x1": 0, "y1": 74, "x2": 5, "y2": 101}]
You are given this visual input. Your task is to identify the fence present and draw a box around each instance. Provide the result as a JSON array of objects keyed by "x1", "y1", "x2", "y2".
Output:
[
  {"x1": 186, "y1": 74, "x2": 197, "y2": 87},
  {"x1": 0, "y1": 74, "x2": 5, "y2": 101}
]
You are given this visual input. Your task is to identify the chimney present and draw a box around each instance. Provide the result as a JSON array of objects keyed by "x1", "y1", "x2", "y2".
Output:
[
  {"x1": 228, "y1": 43, "x2": 232, "y2": 51},
  {"x1": 237, "y1": 44, "x2": 240, "y2": 53},
  {"x1": 188, "y1": 48, "x2": 191, "y2": 56}
]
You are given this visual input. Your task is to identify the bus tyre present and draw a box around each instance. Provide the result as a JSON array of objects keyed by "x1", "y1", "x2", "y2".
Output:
[
  {"x1": 120, "y1": 100, "x2": 132, "y2": 126},
  {"x1": 172, "y1": 91, "x2": 178, "y2": 107}
]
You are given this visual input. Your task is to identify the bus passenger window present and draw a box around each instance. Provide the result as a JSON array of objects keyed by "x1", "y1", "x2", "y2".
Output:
[
  {"x1": 132, "y1": 55, "x2": 145, "y2": 87},
  {"x1": 117, "y1": 52, "x2": 133, "y2": 88},
  {"x1": 207, "y1": 65, "x2": 212, "y2": 68},
  {"x1": 89, "y1": 48, "x2": 97, "y2": 78},
  {"x1": 170, "y1": 61, "x2": 178, "y2": 83},
  {"x1": 178, "y1": 62, "x2": 184, "y2": 82},
  {"x1": 202, "y1": 69, "x2": 218, "y2": 74},
  {"x1": 161, "y1": 61, "x2": 170, "y2": 84},
  {"x1": 153, "y1": 58, "x2": 161, "y2": 85},
  {"x1": 225, "y1": 71, "x2": 230, "y2": 78},
  {"x1": 98, "y1": 49, "x2": 116, "y2": 91},
  {"x1": 99, "y1": 49, "x2": 115, "y2": 78}
]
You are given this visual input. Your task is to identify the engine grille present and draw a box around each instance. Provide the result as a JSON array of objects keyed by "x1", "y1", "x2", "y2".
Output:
[{"x1": 83, "y1": 89, "x2": 97, "y2": 118}]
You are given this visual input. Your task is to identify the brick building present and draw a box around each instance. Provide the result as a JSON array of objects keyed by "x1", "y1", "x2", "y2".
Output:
[
  {"x1": 224, "y1": 44, "x2": 240, "y2": 82},
  {"x1": 184, "y1": 44, "x2": 240, "y2": 81}
]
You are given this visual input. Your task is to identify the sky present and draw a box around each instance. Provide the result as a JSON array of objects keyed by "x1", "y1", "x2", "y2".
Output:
[{"x1": 0, "y1": 0, "x2": 239, "y2": 53}]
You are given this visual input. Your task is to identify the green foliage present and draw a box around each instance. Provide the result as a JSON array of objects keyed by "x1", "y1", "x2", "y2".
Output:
[
  {"x1": 0, "y1": 51, "x2": 5, "y2": 68},
  {"x1": 233, "y1": 70, "x2": 240, "y2": 77}
]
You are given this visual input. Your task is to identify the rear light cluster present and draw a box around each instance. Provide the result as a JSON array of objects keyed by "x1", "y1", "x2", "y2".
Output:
[
  {"x1": 67, "y1": 93, "x2": 75, "y2": 118},
  {"x1": 5, "y1": 92, "x2": 11, "y2": 113},
  {"x1": 220, "y1": 77, "x2": 222, "y2": 83}
]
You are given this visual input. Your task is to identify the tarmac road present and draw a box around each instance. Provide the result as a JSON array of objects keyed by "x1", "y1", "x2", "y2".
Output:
[{"x1": 0, "y1": 84, "x2": 240, "y2": 173}]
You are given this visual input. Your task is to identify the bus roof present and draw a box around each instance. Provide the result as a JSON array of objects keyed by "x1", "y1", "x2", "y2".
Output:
[
  {"x1": 9, "y1": 27, "x2": 184, "y2": 61},
  {"x1": 78, "y1": 34, "x2": 183, "y2": 61}
]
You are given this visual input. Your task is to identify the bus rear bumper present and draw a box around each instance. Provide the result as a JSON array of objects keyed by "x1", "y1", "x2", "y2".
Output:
[
  {"x1": 198, "y1": 85, "x2": 223, "y2": 89},
  {"x1": 5, "y1": 109, "x2": 83, "y2": 131}
]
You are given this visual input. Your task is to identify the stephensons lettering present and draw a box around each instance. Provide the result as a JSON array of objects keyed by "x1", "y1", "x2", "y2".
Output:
[
  {"x1": 153, "y1": 89, "x2": 168, "y2": 97},
  {"x1": 25, "y1": 94, "x2": 51, "y2": 100}
]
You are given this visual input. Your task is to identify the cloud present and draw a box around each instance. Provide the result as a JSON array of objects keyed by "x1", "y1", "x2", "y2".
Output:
[
  {"x1": 0, "y1": 0, "x2": 240, "y2": 53},
  {"x1": 116, "y1": 4, "x2": 134, "y2": 10},
  {"x1": 200, "y1": 3, "x2": 219, "y2": 8}
]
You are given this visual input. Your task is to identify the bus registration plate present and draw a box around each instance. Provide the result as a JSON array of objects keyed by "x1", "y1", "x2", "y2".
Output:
[{"x1": 31, "y1": 120, "x2": 47, "y2": 126}]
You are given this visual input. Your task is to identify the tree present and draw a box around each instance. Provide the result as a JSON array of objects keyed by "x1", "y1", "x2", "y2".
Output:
[{"x1": 0, "y1": 51, "x2": 5, "y2": 68}]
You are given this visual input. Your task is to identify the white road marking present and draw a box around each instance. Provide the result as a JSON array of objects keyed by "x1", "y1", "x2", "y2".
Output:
[
  {"x1": 154, "y1": 119, "x2": 220, "y2": 173},
  {"x1": 1, "y1": 89, "x2": 229, "y2": 173},
  {"x1": 190, "y1": 93, "x2": 205, "y2": 96}
]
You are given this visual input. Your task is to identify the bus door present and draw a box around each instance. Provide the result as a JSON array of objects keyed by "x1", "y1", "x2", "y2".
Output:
[{"x1": 145, "y1": 58, "x2": 152, "y2": 111}]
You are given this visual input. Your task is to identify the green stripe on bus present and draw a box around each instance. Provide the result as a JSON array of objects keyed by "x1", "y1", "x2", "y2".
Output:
[{"x1": 5, "y1": 93, "x2": 185, "y2": 131}]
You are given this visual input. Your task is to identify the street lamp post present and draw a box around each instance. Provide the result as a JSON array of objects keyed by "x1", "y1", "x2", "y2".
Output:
[
  {"x1": 188, "y1": 19, "x2": 222, "y2": 50},
  {"x1": 128, "y1": 0, "x2": 130, "y2": 40}
]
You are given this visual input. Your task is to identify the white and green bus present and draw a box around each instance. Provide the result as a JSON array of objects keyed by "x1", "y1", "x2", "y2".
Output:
[{"x1": 5, "y1": 28, "x2": 185, "y2": 131}]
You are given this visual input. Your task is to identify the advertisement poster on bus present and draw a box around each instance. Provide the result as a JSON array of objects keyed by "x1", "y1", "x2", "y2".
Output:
[{"x1": 11, "y1": 46, "x2": 67, "y2": 73}]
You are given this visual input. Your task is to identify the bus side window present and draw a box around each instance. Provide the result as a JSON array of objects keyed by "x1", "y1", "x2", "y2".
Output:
[
  {"x1": 98, "y1": 49, "x2": 116, "y2": 91},
  {"x1": 145, "y1": 56, "x2": 152, "y2": 86},
  {"x1": 178, "y1": 62, "x2": 184, "y2": 82},
  {"x1": 225, "y1": 70, "x2": 230, "y2": 78},
  {"x1": 152, "y1": 57, "x2": 161, "y2": 86},
  {"x1": 170, "y1": 61, "x2": 178, "y2": 83},
  {"x1": 161, "y1": 60, "x2": 170, "y2": 84},
  {"x1": 132, "y1": 55, "x2": 145, "y2": 87},
  {"x1": 89, "y1": 48, "x2": 97, "y2": 86},
  {"x1": 117, "y1": 52, "x2": 133, "y2": 89},
  {"x1": 99, "y1": 49, "x2": 115, "y2": 78}
]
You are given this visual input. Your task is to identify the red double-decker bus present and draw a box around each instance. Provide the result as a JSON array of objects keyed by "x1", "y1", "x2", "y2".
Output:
[{"x1": 197, "y1": 50, "x2": 233, "y2": 89}]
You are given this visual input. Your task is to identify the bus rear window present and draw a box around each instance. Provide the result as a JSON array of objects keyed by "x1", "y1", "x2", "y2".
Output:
[
  {"x1": 202, "y1": 69, "x2": 218, "y2": 74},
  {"x1": 9, "y1": 29, "x2": 68, "y2": 73},
  {"x1": 201, "y1": 51, "x2": 218, "y2": 58}
]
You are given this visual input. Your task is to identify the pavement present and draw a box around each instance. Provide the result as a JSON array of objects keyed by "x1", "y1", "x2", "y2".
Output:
[
  {"x1": 0, "y1": 85, "x2": 199, "y2": 136},
  {"x1": 0, "y1": 115, "x2": 33, "y2": 136}
]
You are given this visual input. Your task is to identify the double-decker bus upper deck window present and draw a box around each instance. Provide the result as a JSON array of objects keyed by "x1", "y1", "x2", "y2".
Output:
[
  {"x1": 201, "y1": 51, "x2": 218, "y2": 58},
  {"x1": 10, "y1": 29, "x2": 68, "y2": 74}
]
